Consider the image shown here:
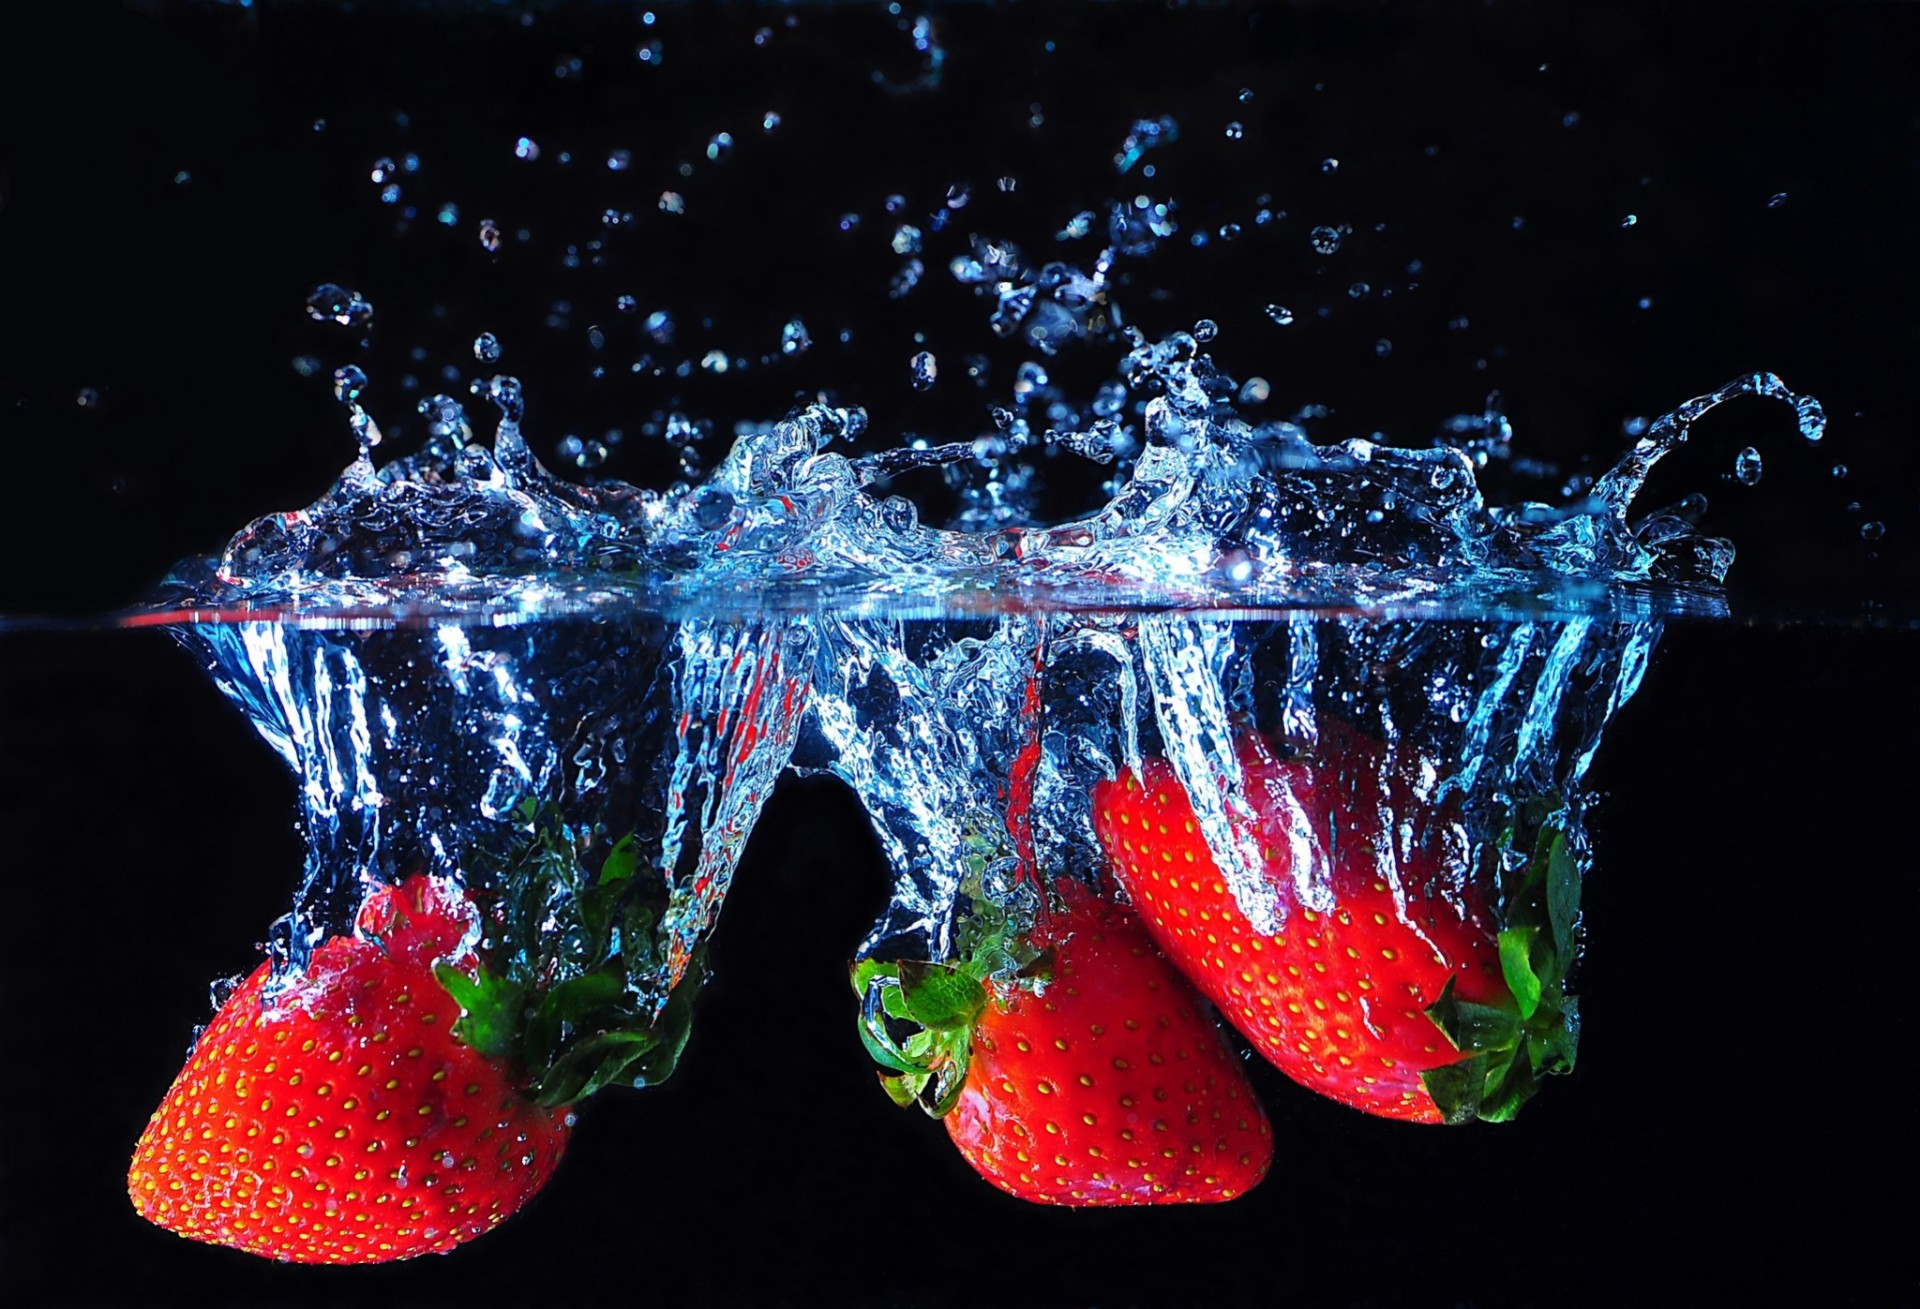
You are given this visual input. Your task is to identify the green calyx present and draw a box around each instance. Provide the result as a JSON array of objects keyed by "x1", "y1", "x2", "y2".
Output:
[
  {"x1": 1421, "y1": 817, "x2": 1583, "y2": 1125},
  {"x1": 434, "y1": 799, "x2": 706, "y2": 1110},
  {"x1": 850, "y1": 890, "x2": 1050, "y2": 1118}
]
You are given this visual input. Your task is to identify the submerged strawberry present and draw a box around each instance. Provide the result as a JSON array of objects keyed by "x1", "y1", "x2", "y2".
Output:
[
  {"x1": 128, "y1": 876, "x2": 569, "y2": 1264},
  {"x1": 856, "y1": 880, "x2": 1271, "y2": 1205},
  {"x1": 1093, "y1": 722, "x2": 1580, "y2": 1124}
]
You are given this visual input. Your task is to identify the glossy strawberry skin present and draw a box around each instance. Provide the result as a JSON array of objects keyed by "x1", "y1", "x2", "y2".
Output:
[
  {"x1": 943, "y1": 884, "x2": 1272, "y2": 1205},
  {"x1": 1093, "y1": 731, "x2": 1510, "y2": 1124},
  {"x1": 128, "y1": 877, "x2": 570, "y2": 1264}
]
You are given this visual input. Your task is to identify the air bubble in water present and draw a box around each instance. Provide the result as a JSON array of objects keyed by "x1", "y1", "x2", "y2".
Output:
[
  {"x1": 479, "y1": 219, "x2": 502, "y2": 253},
  {"x1": 781, "y1": 319, "x2": 812, "y2": 355},
  {"x1": 1733, "y1": 446, "x2": 1763, "y2": 485},
  {"x1": 909, "y1": 351, "x2": 938, "y2": 391},
  {"x1": 305, "y1": 283, "x2": 373, "y2": 329},
  {"x1": 1310, "y1": 226, "x2": 1342, "y2": 255},
  {"x1": 1266, "y1": 304, "x2": 1295, "y2": 326},
  {"x1": 474, "y1": 332, "x2": 502, "y2": 363}
]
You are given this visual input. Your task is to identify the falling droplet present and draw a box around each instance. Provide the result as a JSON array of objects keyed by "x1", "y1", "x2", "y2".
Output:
[
  {"x1": 909, "y1": 351, "x2": 938, "y2": 391},
  {"x1": 1767, "y1": 192, "x2": 1788, "y2": 209},
  {"x1": 1309, "y1": 225, "x2": 1342, "y2": 255},
  {"x1": 780, "y1": 319, "x2": 812, "y2": 355},
  {"x1": 1320, "y1": 157, "x2": 1340, "y2": 174},
  {"x1": 514, "y1": 136, "x2": 540, "y2": 162},
  {"x1": 1861, "y1": 520, "x2": 1886, "y2": 542},
  {"x1": 1224, "y1": 122, "x2": 1244, "y2": 141},
  {"x1": 473, "y1": 332, "x2": 502, "y2": 363},
  {"x1": 1193, "y1": 319, "x2": 1219, "y2": 343},
  {"x1": 305, "y1": 283, "x2": 373, "y2": 329},
  {"x1": 478, "y1": 219, "x2": 503, "y2": 253},
  {"x1": 1733, "y1": 446, "x2": 1763, "y2": 485},
  {"x1": 1266, "y1": 304, "x2": 1295, "y2": 326}
]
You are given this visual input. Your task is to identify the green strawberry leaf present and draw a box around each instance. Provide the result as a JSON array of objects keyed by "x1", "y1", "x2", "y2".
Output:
[
  {"x1": 536, "y1": 1030, "x2": 661, "y2": 1107},
  {"x1": 895, "y1": 960, "x2": 988, "y2": 1031},
  {"x1": 1423, "y1": 1053, "x2": 1490, "y2": 1125},
  {"x1": 1498, "y1": 927, "x2": 1543, "y2": 1021},
  {"x1": 880, "y1": 1070, "x2": 930, "y2": 1108},
  {"x1": 1476, "y1": 1042, "x2": 1538, "y2": 1124},
  {"x1": 1545, "y1": 830, "x2": 1580, "y2": 958},
  {"x1": 1425, "y1": 975, "x2": 1521, "y2": 1053},
  {"x1": 434, "y1": 964, "x2": 525, "y2": 1064},
  {"x1": 599, "y1": 832, "x2": 641, "y2": 886},
  {"x1": 851, "y1": 957, "x2": 899, "y2": 998}
]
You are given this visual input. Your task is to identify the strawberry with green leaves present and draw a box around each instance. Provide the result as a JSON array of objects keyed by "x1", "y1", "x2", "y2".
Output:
[
  {"x1": 128, "y1": 875, "x2": 570, "y2": 1264},
  {"x1": 1092, "y1": 721, "x2": 1580, "y2": 1125},
  {"x1": 855, "y1": 879, "x2": 1272, "y2": 1205},
  {"x1": 131, "y1": 806, "x2": 705, "y2": 1263}
]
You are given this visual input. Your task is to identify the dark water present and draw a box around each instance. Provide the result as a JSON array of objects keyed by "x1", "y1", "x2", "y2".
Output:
[{"x1": 2, "y1": 3, "x2": 1916, "y2": 1306}]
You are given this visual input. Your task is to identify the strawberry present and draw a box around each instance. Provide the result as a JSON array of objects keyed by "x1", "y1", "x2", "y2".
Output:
[
  {"x1": 1092, "y1": 721, "x2": 1580, "y2": 1125},
  {"x1": 854, "y1": 879, "x2": 1272, "y2": 1205},
  {"x1": 128, "y1": 875, "x2": 570, "y2": 1264},
  {"x1": 130, "y1": 808, "x2": 711, "y2": 1264}
]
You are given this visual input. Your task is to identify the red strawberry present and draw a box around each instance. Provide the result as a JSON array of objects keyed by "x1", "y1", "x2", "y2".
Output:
[
  {"x1": 128, "y1": 876, "x2": 571, "y2": 1264},
  {"x1": 856, "y1": 880, "x2": 1272, "y2": 1205},
  {"x1": 1092, "y1": 722, "x2": 1580, "y2": 1125}
]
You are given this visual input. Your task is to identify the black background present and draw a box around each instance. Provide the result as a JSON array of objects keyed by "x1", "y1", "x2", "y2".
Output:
[{"x1": 2, "y1": 2, "x2": 1916, "y2": 1306}]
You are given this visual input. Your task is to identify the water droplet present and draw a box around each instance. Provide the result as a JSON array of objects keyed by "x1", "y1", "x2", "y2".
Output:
[
  {"x1": 1621, "y1": 214, "x2": 1638, "y2": 228},
  {"x1": 1320, "y1": 157, "x2": 1340, "y2": 174},
  {"x1": 1768, "y1": 192, "x2": 1788, "y2": 209},
  {"x1": 1562, "y1": 111, "x2": 1582, "y2": 128},
  {"x1": 332, "y1": 364, "x2": 368, "y2": 405},
  {"x1": 1348, "y1": 281, "x2": 1371, "y2": 299},
  {"x1": 909, "y1": 351, "x2": 938, "y2": 391},
  {"x1": 762, "y1": 111, "x2": 782, "y2": 132},
  {"x1": 780, "y1": 319, "x2": 812, "y2": 355},
  {"x1": 1238, "y1": 87, "x2": 1254, "y2": 103},
  {"x1": 1733, "y1": 446, "x2": 1762, "y2": 485},
  {"x1": 1193, "y1": 318, "x2": 1219, "y2": 344},
  {"x1": 838, "y1": 212, "x2": 861, "y2": 233},
  {"x1": 514, "y1": 136, "x2": 540, "y2": 162},
  {"x1": 1374, "y1": 338, "x2": 1393, "y2": 357},
  {"x1": 945, "y1": 183, "x2": 972, "y2": 209},
  {"x1": 607, "y1": 148, "x2": 632, "y2": 172},
  {"x1": 879, "y1": 495, "x2": 918, "y2": 532},
  {"x1": 1012, "y1": 361, "x2": 1048, "y2": 397},
  {"x1": 701, "y1": 349, "x2": 730, "y2": 375},
  {"x1": 659, "y1": 191, "x2": 685, "y2": 215},
  {"x1": 1637, "y1": 297, "x2": 1653, "y2": 310},
  {"x1": 891, "y1": 224, "x2": 923, "y2": 256},
  {"x1": 1861, "y1": 520, "x2": 1886, "y2": 541},
  {"x1": 473, "y1": 332, "x2": 502, "y2": 363},
  {"x1": 1238, "y1": 376, "x2": 1271, "y2": 405},
  {"x1": 1832, "y1": 463, "x2": 1848, "y2": 479},
  {"x1": 1309, "y1": 225, "x2": 1342, "y2": 255},
  {"x1": 1224, "y1": 121, "x2": 1244, "y2": 141},
  {"x1": 644, "y1": 311, "x2": 674, "y2": 344},
  {"x1": 370, "y1": 157, "x2": 398, "y2": 185},
  {"x1": 305, "y1": 283, "x2": 373, "y2": 329},
  {"x1": 478, "y1": 219, "x2": 502, "y2": 253},
  {"x1": 436, "y1": 202, "x2": 459, "y2": 226},
  {"x1": 636, "y1": 38, "x2": 663, "y2": 65},
  {"x1": 173, "y1": 169, "x2": 191, "y2": 186},
  {"x1": 76, "y1": 386, "x2": 100, "y2": 408},
  {"x1": 1266, "y1": 304, "x2": 1295, "y2": 326},
  {"x1": 706, "y1": 132, "x2": 734, "y2": 162}
]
